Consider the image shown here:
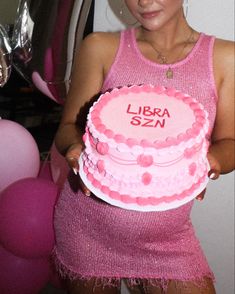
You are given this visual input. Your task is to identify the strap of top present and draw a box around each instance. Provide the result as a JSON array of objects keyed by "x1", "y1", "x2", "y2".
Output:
[
  {"x1": 102, "y1": 28, "x2": 217, "y2": 99},
  {"x1": 101, "y1": 28, "x2": 217, "y2": 135}
]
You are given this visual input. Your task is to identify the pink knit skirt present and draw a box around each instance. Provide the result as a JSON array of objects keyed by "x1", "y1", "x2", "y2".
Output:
[{"x1": 53, "y1": 174, "x2": 214, "y2": 290}]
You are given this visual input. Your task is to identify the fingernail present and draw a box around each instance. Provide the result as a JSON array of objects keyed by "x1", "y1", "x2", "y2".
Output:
[
  {"x1": 85, "y1": 190, "x2": 91, "y2": 197},
  {"x1": 72, "y1": 167, "x2": 78, "y2": 175},
  {"x1": 197, "y1": 197, "x2": 203, "y2": 201},
  {"x1": 209, "y1": 172, "x2": 216, "y2": 179}
]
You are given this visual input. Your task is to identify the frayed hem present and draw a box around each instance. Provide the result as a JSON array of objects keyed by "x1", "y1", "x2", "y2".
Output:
[
  {"x1": 51, "y1": 248, "x2": 122, "y2": 288},
  {"x1": 51, "y1": 248, "x2": 215, "y2": 293}
]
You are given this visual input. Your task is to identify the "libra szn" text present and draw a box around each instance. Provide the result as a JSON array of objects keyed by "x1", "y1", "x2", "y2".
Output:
[{"x1": 126, "y1": 104, "x2": 170, "y2": 128}]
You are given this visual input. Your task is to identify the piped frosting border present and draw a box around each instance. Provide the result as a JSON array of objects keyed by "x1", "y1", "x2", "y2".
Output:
[{"x1": 88, "y1": 85, "x2": 208, "y2": 149}]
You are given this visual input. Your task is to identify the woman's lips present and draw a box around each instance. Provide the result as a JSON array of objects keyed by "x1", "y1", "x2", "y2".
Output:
[{"x1": 141, "y1": 10, "x2": 162, "y2": 19}]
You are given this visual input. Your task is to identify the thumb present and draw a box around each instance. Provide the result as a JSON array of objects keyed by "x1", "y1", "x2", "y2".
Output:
[
  {"x1": 66, "y1": 156, "x2": 79, "y2": 175},
  {"x1": 65, "y1": 143, "x2": 83, "y2": 175}
]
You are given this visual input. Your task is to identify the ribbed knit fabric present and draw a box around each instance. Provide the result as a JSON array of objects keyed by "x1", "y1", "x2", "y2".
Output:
[
  {"x1": 102, "y1": 29, "x2": 217, "y2": 134},
  {"x1": 53, "y1": 28, "x2": 217, "y2": 291}
]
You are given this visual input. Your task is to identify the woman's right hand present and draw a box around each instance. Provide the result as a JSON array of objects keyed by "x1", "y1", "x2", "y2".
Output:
[{"x1": 65, "y1": 142, "x2": 91, "y2": 196}]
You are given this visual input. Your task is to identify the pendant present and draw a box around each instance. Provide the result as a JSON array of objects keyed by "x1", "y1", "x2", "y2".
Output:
[{"x1": 166, "y1": 67, "x2": 173, "y2": 79}]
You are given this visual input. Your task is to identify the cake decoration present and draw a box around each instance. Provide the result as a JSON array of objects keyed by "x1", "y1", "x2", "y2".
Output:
[{"x1": 79, "y1": 84, "x2": 210, "y2": 211}]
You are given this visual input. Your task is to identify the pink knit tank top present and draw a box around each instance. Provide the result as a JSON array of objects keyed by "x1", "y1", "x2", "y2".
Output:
[{"x1": 102, "y1": 28, "x2": 218, "y2": 134}]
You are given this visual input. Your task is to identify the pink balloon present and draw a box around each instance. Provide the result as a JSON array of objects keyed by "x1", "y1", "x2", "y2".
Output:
[
  {"x1": 0, "y1": 119, "x2": 40, "y2": 192},
  {"x1": 50, "y1": 142, "x2": 69, "y2": 189},
  {"x1": 0, "y1": 244, "x2": 50, "y2": 294},
  {"x1": 0, "y1": 178, "x2": 59, "y2": 258}
]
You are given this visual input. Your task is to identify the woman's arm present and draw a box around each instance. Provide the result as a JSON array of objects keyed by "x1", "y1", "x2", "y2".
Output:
[
  {"x1": 54, "y1": 33, "x2": 108, "y2": 190},
  {"x1": 54, "y1": 32, "x2": 119, "y2": 194},
  {"x1": 196, "y1": 39, "x2": 234, "y2": 201},
  {"x1": 208, "y1": 39, "x2": 235, "y2": 177},
  {"x1": 55, "y1": 33, "x2": 105, "y2": 156}
]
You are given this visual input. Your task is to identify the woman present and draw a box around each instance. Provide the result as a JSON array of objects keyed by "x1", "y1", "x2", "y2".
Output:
[{"x1": 53, "y1": 1, "x2": 234, "y2": 293}]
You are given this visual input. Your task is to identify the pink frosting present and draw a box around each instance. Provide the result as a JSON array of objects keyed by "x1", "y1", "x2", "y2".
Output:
[
  {"x1": 89, "y1": 85, "x2": 208, "y2": 149},
  {"x1": 141, "y1": 172, "x2": 152, "y2": 185},
  {"x1": 188, "y1": 163, "x2": 197, "y2": 176},
  {"x1": 83, "y1": 164, "x2": 207, "y2": 207},
  {"x1": 96, "y1": 142, "x2": 109, "y2": 155},
  {"x1": 81, "y1": 85, "x2": 209, "y2": 209},
  {"x1": 97, "y1": 160, "x2": 105, "y2": 173},
  {"x1": 137, "y1": 154, "x2": 154, "y2": 167}
]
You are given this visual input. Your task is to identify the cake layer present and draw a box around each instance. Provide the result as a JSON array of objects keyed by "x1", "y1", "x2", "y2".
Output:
[
  {"x1": 79, "y1": 156, "x2": 209, "y2": 211},
  {"x1": 88, "y1": 85, "x2": 208, "y2": 149},
  {"x1": 79, "y1": 85, "x2": 210, "y2": 211}
]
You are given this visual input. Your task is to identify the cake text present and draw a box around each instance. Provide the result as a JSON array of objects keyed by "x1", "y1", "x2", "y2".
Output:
[{"x1": 126, "y1": 104, "x2": 170, "y2": 128}]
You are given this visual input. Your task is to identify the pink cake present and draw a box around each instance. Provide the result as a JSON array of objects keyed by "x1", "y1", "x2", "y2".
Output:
[{"x1": 79, "y1": 85, "x2": 210, "y2": 211}]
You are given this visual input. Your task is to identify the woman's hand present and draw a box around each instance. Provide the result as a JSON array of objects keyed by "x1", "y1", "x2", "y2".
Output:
[
  {"x1": 65, "y1": 142, "x2": 91, "y2": 196},
  {"x1": 196, "y1": 151, "x2": 221, "y2": 201}
]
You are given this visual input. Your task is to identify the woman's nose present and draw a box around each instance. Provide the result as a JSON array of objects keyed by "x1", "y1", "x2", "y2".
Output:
[{"x1": 138, "y1": 0, "x2": 154, "y2": 8}]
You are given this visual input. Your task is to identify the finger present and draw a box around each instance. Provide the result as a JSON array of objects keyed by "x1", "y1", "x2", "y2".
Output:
[
  {"x1": 67, "y1": 157, "x2": 79, "y2": 169},
  {"x1": 196, "y1": 194, "x2": 204, "y2": 201},
  {"x1": 65, "y1": 157, "x2": 79, "y2": 175},
  {"x1": 206, "y1": 153, "x2": 221, "y2": 179},
  {"x1": 196, "y1": 188, "x2": 206, "y2": 201},
  {"x1": 66, "y1": 143, "x2": 83, "y2": 159},
  {"x1": 79, "y1": 177, "x2": 91, "y2": 196},
  {"x1": 72, "y1": 167, "x2": 78, "y2": 176},
  {"x1": 208, "y1": 169, "x2": 220, "y2": 180}
]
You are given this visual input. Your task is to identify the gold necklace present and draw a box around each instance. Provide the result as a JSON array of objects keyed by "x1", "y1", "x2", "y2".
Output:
[{"x1": 148, "y1": 29, "x2": 194, "y2": 79}]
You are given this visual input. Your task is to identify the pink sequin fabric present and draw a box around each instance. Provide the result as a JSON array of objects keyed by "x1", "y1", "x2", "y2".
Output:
[{"x1": 53, "y1": 28, "x2": 217, "y2": 289}]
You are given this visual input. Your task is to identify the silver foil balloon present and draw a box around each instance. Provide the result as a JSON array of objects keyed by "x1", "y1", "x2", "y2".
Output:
[
  {"x1": 12, "y1": 0, "x2": 93, "y2": 104},
  {"x1": 0, "y1": 25, "x2": 12, "y2": 87}
]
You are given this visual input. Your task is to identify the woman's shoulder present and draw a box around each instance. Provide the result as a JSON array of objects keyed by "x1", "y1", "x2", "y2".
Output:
[
  {"x1": 214, "y1": 37, "x2": 234, "y2": 48},
  {"x1": 213, "y1": 38, "x2": 234, "y2": 75},
  {"x1": 79, "y1": 31, "x2": 121, "y2": 60},
  {"x1": 213, "y1": 38, "x2": 234, "y2": 60},
  {"x1": 82, "y1": 31, "x2": 121, "y2": 48},
  {"x1": 80, "y1": 31, "x2": 122, "y2": 73}
]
